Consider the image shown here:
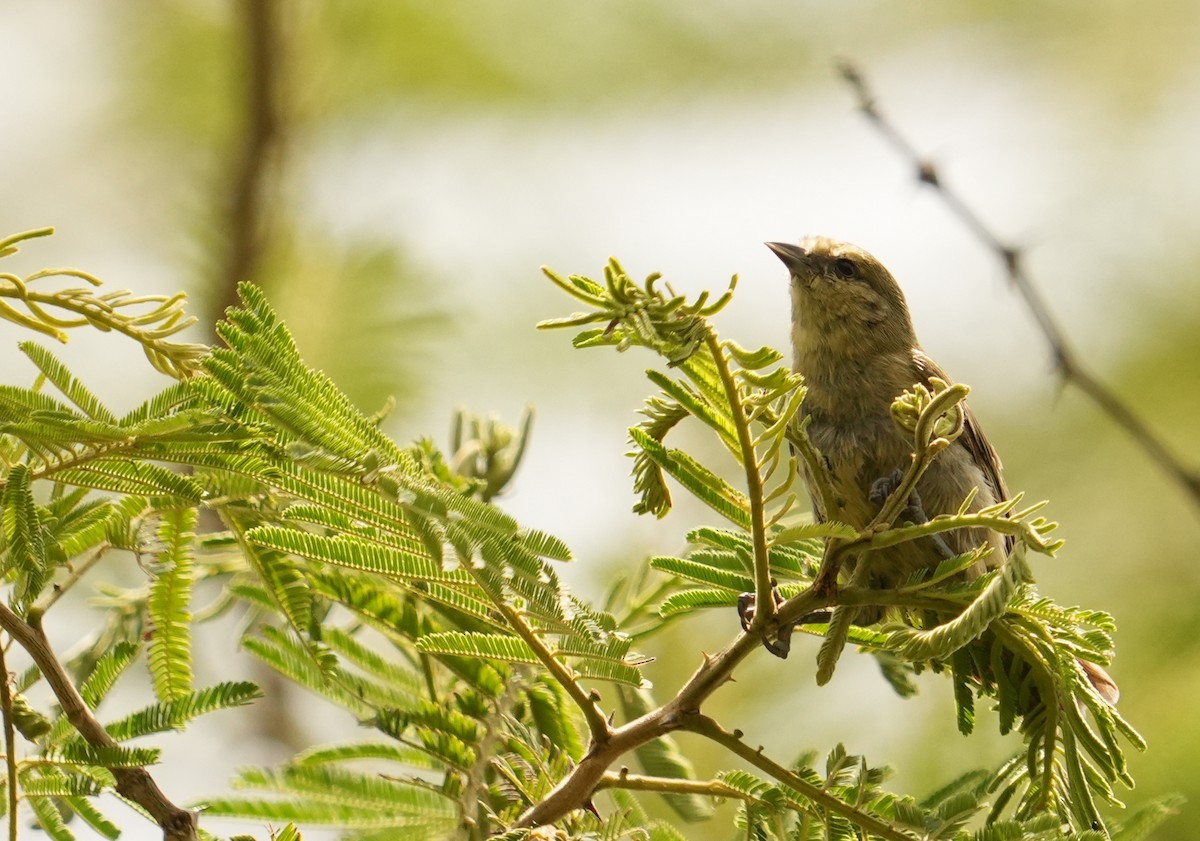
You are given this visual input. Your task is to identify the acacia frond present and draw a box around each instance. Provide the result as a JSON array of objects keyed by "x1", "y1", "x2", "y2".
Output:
[
  {"x1": 147, "y1": 506, "x2": 198, "y2": 702},
  {"x1": 0, "y1": 229, "x2": 205, "y2": 377}
]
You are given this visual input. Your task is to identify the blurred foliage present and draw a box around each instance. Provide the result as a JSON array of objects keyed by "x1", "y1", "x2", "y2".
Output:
[{"x1": 248, "y1": 233, "x2": 447, "y2": 414}]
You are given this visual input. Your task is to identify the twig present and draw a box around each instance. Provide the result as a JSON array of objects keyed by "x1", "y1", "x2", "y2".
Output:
[
  {"x1": 682, "y1": 715, "x2": 914, "y2": 841},
  {"x1": 474, "y1": 576, "x2": 610, "y2": 743},
  {"x1": 218, "y1": 0, "x2": 284, "y2": 317},
  {"x1": 837, "y1": 58, "x2": 1200, "y2": 511},
  {"x1": 513, "y1": 584, "x2": 835, "y2": 829},
  {"x1": 32, "y1": 544, "x2": 111, "y2": 614},
  {"x1": 596, "y1": 769, "x2": 749, "y2": 800},
  {"x1": 0, "y1": 605, "x2": 197, "y2": 841},
  {"x1": 0, "y1": 643, "x2": 19, "y2": 841}
]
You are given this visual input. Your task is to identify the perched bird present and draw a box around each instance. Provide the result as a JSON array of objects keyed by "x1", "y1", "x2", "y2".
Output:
[{"x1": 765, "y1": 236, "x2": 1118, "y2": 703}]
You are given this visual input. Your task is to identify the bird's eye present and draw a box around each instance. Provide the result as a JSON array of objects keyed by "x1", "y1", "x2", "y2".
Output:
[{"x1": 833, "y1": 257, "x2": 858, "y2": 279}]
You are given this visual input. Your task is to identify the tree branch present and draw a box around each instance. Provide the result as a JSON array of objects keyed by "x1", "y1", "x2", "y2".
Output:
[
  {"x1": 0, "y1": 604, "x2": 197, "y2": 841},
  {"x1": 837, "y1": 58, "x2": 1200, "y2": 511},
  {"x1": 0, "y1": 643, "x2": 20, "y2": 841},
  {"x1": 217, "y1": 0, "x2": 285, "y2": 317},
  {"x1": 513, "y1": 584, "x2": 835, "y2": 829}
]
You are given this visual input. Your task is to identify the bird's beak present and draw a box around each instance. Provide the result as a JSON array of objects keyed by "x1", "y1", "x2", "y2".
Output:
[{"x1": 764, "y1": 241, "x2": 808, "y2": 275}]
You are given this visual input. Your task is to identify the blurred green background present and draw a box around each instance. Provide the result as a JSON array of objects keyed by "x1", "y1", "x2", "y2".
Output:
[{"x1": 1, "y1": 2, "x2": 1197, "y2": 838}]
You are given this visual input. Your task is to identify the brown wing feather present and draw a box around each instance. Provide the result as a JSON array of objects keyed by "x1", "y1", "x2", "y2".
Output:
[{"x1": 912, "y1": 349, "x2": 1009, "y2": 506}]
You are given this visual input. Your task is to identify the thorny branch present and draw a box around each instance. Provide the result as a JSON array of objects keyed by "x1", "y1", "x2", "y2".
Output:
[{"x1": 837, "y1": 59, "x2": 1200, "y2": 511}]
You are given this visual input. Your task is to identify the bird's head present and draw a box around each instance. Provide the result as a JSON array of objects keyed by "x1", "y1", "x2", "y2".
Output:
[{"x1": 766, "y1": 236, "x2": 917, "y2": 357}]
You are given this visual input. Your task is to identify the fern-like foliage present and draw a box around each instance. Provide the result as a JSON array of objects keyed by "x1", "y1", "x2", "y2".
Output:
[
  {"x1": 0, "y1": 231, "x2": 1172, "y2": 841},
  {"x1": 538, "y1": 258, "x2": 1153, "y2": 837}
]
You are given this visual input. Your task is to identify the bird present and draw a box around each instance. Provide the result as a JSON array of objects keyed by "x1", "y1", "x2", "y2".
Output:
[{"x1": 765, "y1": 236, "x2": 1118, "y2": 704}]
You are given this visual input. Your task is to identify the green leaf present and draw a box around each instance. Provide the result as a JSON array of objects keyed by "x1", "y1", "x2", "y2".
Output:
[
  {"x1": 725, "y1": 342, "x2": 784, "y2": 370},
  {"x1": 60, "y1": 796, "x2": 121, "y2": 840},
  {"x1": 78, "y1": 641, "x2": 140, "y2": 709},
  {"x1": 526, "y1": 678, "x2": 586, "y2": 763},
  {"x1": 228, "y1": 510, "x2": 314, "y2": 634},
  {"x1": 20, "y1": 774, "x2": 104, "y2": 798},
  {"x1": 645, "y1": 368, "x2": 739, "y2": 453},
  {"x1": 147, "y1": 506, "x2": 197, "y2": 702},
  {"x1": 55, "y1": 742, "x2": 162, "y2": 767},
  {"x1": 890, "y1": 546, "x2": 1034, "y2": 662},
  {"x1": 659, "y1": 588, "x2": 739, "y2": 617},
  {"x1": 415, "y1": 631, "x2": 538, "y2": 664},
  {"x1": 48, "y1": 497, "x2": 122, "y2": 559},
  {"x1": 247, "y1": 525, "x2": 464, "y2": 583},
  {"x1": 628, "y1": 427, "x2": 750, "y2": 529},
  {"x1": 53, "y1": 458, "x2": 205, "y2": 503},
  {"x1": 242, "y1": 629, "x2": 373, "y2": 718},
  {"x1": 2, "y1": 463, "x2": 48, "y2": 602},
  {"x1": 26, "y1": 789, "x2": 77, "y2": 841},
  {"x1": 294, "y1": 740, "x2": 441, "y2": 771},
  {"x1": 649, "y1": 555, "x2": 753, "y2": 592},
  {"x1": 321, "y1": 626, "x2": 426, "y2": 705},
  {"x1": 102, "y1": 681, "x2": 261, "y2": 741},
  {"x1": 771, "y1": 520, "x2": 859, "y2": 544},
  {"x1": 20, "y1": 341, "x2": 116, "y2": 423}
]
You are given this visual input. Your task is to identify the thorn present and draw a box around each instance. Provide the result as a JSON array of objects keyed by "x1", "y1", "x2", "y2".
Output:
[
  {"x1": 583, "y1": 799, "x2": 601, "y2": 820},
  {"x1": 1000, "y1": 245, "x2": 1022, "y2": 277},
  {"x1": 917, "y1": 161, "x2": 940, "y2": 187}
]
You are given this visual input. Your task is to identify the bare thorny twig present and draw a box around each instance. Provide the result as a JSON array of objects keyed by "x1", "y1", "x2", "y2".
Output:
[{"x1": 837, "y1": 59, "x2": 1200, "y2": 511}]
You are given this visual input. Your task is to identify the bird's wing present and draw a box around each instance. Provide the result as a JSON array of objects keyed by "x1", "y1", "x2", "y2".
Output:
[{"x1": 912, "y1": 349, "x2": 1009, "y2": 506}]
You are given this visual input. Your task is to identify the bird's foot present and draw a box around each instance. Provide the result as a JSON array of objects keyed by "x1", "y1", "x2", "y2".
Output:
[
  {"x1": 739, "y1": 588, "x2": 835, "y2": 659},
  {"x1": 870, "y1": 468, "x2": 957, "y2": 560},
  {"x1": 738, "y1": 587, "x2": 796, "y2": 658}
]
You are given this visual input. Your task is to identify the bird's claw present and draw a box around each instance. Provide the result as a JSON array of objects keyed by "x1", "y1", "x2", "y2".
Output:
[
  {"x1": 871, "y1": 468, "x2": 957, "y2": 560},
  {"x1": 738, "y1": 586, "x2": 796, "y2": 659}
]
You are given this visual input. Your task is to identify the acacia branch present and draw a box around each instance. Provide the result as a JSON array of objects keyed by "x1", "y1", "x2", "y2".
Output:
[
  {"x1": 513, "y1": 584, "x2": 835, "y2": 829},
  {"x1": 0, "y1": 643, "x2": 20, "y2": 841},
  {"x1": 0, "y1": 604, "x2": 197, "y2": 841},
  {"x1": 838, "y1": 58, "x2": 1200, "y2": 511}
]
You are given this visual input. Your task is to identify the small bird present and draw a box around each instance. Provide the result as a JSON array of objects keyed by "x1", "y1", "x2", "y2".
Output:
[{"x1": 765, "y1": 236, "x2": 1118, "y2": 703}]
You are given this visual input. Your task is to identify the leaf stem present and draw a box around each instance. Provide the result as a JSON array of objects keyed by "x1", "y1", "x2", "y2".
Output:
[
  {"x1": 479, "y1": 581, "x2": 610, "y2": 743},
  {"x1": 683, "y1": 715, "x2": 915, "y2": 841},
  {"x1": 32, "y1": 544, "x2": 111, "y2": 614},
  {"x1": 705, "y1": 332, "x2": 774, "y2": 628}
]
